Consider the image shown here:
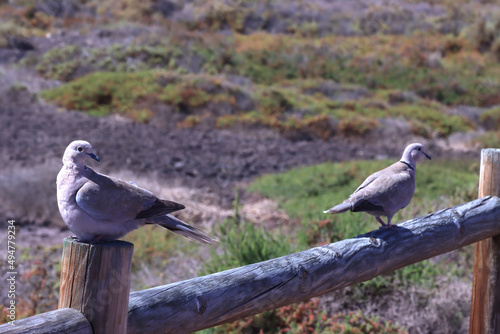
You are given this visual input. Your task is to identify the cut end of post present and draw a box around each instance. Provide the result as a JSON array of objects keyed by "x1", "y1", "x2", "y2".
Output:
[
  {"x1": 481, "y1": 148, "x2": 500, "y2": 165},
  {"x1": 479, "y1": 149, "x2": 500, "y2": 199},
  {"x1": 62, "y1": 236, "x2": 134, "y2": 249}
]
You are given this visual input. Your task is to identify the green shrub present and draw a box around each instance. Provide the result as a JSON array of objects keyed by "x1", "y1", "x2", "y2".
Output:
[
  {"x1": 473, "y1": 131, "x2": 500, "y2": 149},
  {"x1": 40, "y1": 63, "x2": 475, "y2": 137},
  {"x1": 396, "y1": 103, "x2": 474, "y2": 136},
  {"x1": 338, "y1": 114, "x2": 379, "y2": 136},
  {"x1": 479, "y1": 107, "x2": 500, "y2": 130},
  {"x1": 202, "y1": 192, "x2": 293, "y2": 275},
  {"x1": 35, "y1": 45, "x2": 82, "y2": 81},
  {"x1": 472, "y1": 12, "x2": 500, "y2": 55},
  {"x1": 160, "y1": 78, "x2": 237, "y2": 112},
  {"x1": 161, "y1": 83, "x2": 212, "y2": 110},
  {"x1": 42, "y1": 71, "x2": 158, "y2": 121},
  {"x1": 0, "y1": 4, "x2": 51, "y2": 49},
  {"x1": 41, "y1": 71, "x2": 244, "y2": 122}
]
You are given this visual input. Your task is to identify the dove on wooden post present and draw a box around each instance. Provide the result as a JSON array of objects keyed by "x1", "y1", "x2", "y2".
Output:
[
  {"x1": 56, "y1": 140, "x2": 218, "y2": 243},
  {"x1": 323, "y1": 143, "x2": 431, "y2": 228}
]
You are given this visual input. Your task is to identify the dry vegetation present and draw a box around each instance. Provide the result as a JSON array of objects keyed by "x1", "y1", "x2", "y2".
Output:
[{"x1": 1, "y1": 0, "x2": 499, "y2": 332}]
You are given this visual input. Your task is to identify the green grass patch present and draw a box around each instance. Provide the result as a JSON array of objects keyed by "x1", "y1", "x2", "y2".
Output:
[
  {"x1": 123, "y1": 223, "x2": 212, "y2": 290},
  {"x1": 42, "y1": 69, "x2": 475, "y2": 137},
  {"x1": 222, "y1": 83, "x2": 473, "y2": 137},
  {"x1": 28, "y1": 26, "x2": 493, "y2": 139},
  {"x1": 202, "y1": 192, "x2": 293, "y2": 275},
  {"x1": 35, "y1": 45, "x2": 83, "y2": 81},
  {"x1": 42, "y1": 71, "x2": 160, "y2": 121},
  {"x1": 479, "y1": 107, "x2": 500, "y2": 130},
  {"x1": 232, "y1": 34, "x2": 500, "y2": 106},
  {"x1": 30, "y1": 29, "x2": 500, "y2": 107},
  {"x1": 473, "y1": 131, "x2": 500, "y2": 149},
  {"x1": 0, "y1": 3, "x2": 51, "y2": 49},
  {"x1": 31, "y1": 43, "x2": 187, "y2": 82},
  {"x1": 123, "y1": 225, "x2": 182, "y2": 272},
  {"x1": 41, "y1": 71, "x2": 248, "y2": 122}
]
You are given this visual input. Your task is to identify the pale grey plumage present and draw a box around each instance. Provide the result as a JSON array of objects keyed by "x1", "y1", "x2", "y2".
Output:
[
  {"x1": 323, "y1": 143, "x2": 431, "y2": 228},
  {"x1": 56, "y1": 140, "x2": 217, "y2": 243}
]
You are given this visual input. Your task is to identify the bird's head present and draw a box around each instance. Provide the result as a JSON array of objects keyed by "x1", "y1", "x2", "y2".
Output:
[
  {"x1": 62, "y1": 140, "x2": 100, "y2": 166},
  {"x1": 401, "y1": 143, "x2": 431, "y2": 169}
]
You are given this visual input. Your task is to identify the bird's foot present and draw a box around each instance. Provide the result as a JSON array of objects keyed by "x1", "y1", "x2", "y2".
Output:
[
  {"x1": 68, "y1": 235, "x2": 106, "y2": 244},
  {"x1": 379, "y1": 224, "x2": 397, "y2": 231},
  {"x1": 87, "y1": 235, "x2": 107, "y2": 244}
]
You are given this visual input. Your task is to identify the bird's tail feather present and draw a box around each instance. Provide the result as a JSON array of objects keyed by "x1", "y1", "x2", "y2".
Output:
[
  {"x1": 148, "y1": 215, "x2": 218, "y2": 244},
  {"x1": 323, "y1": 202, "x2": 351, "y2": 214}
]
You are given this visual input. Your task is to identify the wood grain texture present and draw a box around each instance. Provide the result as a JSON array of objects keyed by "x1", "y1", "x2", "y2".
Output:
[
  {"x1": 470, "y1": 148, "x2": 500, "y2": 334},
  {"x1": 0, "y1": 308, "x2": 92, "y2": 334},
  {"x1": 59, "y1": 238, "x2": 133, "y2": 334},
  {"x1": 128, "y1": 196, "x2": 500, "y2": 334}
]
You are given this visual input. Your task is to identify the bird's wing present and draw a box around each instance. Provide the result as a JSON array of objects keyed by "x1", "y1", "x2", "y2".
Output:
[
  {"x1": 352, "y1": 170, "x2": 382, "y2": 194},
  {"x1": 76, "y1": 171, "x2": 184, "y2": 223},
  {"x1": 348, "y1": 163, "x2": 415, "y2": 214}
]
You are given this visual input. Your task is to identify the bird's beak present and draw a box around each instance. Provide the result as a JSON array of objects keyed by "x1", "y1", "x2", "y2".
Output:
[
  {"x1": 424, "y1": 152, "x2": 431, "y2": 160},
  {"x1": 88, "y1": 153, "x2": 100, "y2": 162}
]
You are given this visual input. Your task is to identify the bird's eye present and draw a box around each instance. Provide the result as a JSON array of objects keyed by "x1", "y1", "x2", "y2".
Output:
[
  {"x1": 418, "y1": 147, "x2": 421, "y2": 151},
  {"x1": 77, "y1": 146, "x2": 83, "y2": 152}
]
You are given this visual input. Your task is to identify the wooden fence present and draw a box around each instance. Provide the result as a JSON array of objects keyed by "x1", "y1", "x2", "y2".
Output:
[{"x1": 2, "y1": 148, "x2": 500, "y2": 334}]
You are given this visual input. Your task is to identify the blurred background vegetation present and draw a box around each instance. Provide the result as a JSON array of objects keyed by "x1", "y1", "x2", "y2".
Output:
[{"x1": 1, "y1": 0, "x2": 498, "y2": 332}]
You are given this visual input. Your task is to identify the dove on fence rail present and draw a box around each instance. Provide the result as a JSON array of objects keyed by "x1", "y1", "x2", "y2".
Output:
[{"x1": 324, "y1": 143, "x2": 431, "y2": 229}]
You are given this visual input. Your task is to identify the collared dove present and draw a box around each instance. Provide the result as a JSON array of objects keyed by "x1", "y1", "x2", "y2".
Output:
[
  {"x1": 323, "y1": 143, "x2": 431, "y2": 228},
  {"x1": 56, "y1": 140, "x2": 217, "y2": 243}
]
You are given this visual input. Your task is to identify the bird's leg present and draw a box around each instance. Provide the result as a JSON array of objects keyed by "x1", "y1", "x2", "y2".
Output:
[
  {"x1": 375, "y1": 216, "x2": 387, "y2": 227},
  {"x1": 379, "y1": 217, "x2": 397, "y2": 230}
]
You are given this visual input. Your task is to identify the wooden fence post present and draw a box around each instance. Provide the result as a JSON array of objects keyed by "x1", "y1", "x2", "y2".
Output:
[
  {"x1": 58, "y1": 237, "x2": 133, "y2": 334},
  {"x1": 470, "y1": 148, "x2": 500, "y2": 334}
]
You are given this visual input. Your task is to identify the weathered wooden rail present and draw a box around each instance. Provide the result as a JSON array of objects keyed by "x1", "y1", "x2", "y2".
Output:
[
  {"x1": 1, "y1": 148, "x2": 500, "y2": 334},
  {"x1": 127, "y1": 196, "x2": 500, "y2": 334}
]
